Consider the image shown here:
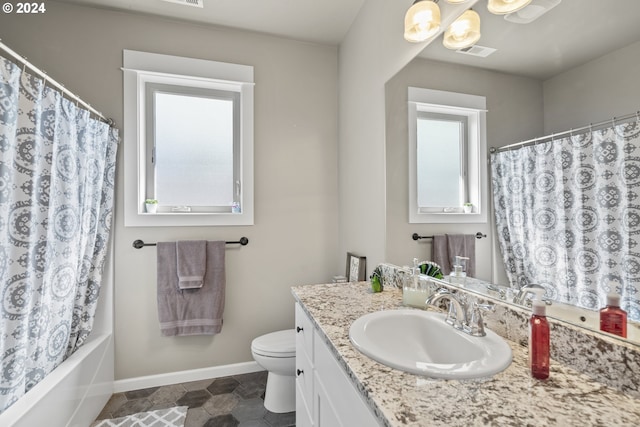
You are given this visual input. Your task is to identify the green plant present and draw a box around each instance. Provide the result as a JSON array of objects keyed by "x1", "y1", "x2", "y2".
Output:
[
  {"x1": 370, "y1": 266, "x2": 383, "y2": 293},
  {"x1": 145, "y1": 199, "x2": 158, "y2": 204},
  {"x1": 463, "y1": 202, "x2": 473, "y2": 207}
]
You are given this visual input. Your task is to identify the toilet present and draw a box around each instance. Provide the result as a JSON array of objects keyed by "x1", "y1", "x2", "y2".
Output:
[{"x1": 251, "y1": 329, "x2": 296, "y2": 413}]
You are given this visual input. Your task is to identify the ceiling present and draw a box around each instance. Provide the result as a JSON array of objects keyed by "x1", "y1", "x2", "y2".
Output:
[
  {"x1": 55, "y1": 0, "x2": 367, "y2": 45},
  {"x1": 56, "y1": 0, "x2": 640, "y2": 80},
  {"x1": 418, "y1": 0, "x2": 640, "y2": 80}
]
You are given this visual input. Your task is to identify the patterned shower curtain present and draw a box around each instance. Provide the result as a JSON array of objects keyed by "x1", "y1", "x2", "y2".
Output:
[
  {"x1": 491, "y1": 119, "x2": 640, "y2": 322},
  {"x1": 0, "y1": 55, "x2": 118, "y2": 412}
]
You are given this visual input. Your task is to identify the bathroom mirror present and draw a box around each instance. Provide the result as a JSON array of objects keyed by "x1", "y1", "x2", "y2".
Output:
[{"x1": 385, "y1": 0, "x2": 640, "y2": 347}]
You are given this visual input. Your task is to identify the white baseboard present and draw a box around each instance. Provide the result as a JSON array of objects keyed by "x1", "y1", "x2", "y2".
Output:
[{"x1": 113, "y1": 361, "x2": 263, "y2": 393}]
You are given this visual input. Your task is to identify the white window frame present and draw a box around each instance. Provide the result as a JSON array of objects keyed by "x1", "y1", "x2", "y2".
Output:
[
  {"x1": 123, "y1": 50, "x2": 254, "y2": 227},
  {"x1": 408, "y1": 87, "x2": 487, "y2": 224}
]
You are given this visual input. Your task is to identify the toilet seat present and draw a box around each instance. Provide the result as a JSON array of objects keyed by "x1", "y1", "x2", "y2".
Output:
[{"x1": 251, "y1": 329, "x2": 296, "y2": 358}]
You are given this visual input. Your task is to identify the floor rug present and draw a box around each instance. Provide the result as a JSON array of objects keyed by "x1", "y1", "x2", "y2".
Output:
[{"x1": 92, "y1": 406, "x2": 188, "y2": 427}]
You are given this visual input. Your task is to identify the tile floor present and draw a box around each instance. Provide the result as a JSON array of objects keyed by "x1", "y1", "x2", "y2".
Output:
[{"x1": 94, "y1": 371, "x2": 296, "y2": 427}]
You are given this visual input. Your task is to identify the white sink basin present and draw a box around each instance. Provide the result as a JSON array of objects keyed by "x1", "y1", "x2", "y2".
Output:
[{"x1": 349, "y1": 309, "x2": 512, "y2": 379}]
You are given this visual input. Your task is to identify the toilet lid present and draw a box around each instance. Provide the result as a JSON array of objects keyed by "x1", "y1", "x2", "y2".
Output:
[{"x1": 251, "y1": 329, "x2": 296, "y2": 358}]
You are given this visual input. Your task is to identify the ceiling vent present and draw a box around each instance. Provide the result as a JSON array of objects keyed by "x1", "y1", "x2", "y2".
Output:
[
  {"x1": 455, "y1": 45, "x2": 497, "y2": 58},
  {"x1": 161, "y1": 0, "x2": 204, "y2": 8},
  {"x1": 504, "y1": 0, "x2": 561, "y2": 24}
]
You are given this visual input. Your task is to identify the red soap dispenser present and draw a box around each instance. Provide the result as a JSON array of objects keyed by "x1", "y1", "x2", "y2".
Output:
[
  {"x1": 600, "y1": 293, "x2": 627, "y2": 338},
  {"x1": 529, "y1": 300, "x2": 550, "y2": 380}
]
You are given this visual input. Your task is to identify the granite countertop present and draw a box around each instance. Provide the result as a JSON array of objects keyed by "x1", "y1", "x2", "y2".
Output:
[{"x1": 291, "y1": 282, "x2": 640, "y2": 427}]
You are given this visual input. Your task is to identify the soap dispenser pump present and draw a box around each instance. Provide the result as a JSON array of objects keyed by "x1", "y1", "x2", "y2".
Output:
[{"x1": 449, "y1": 256, "x2": 468, "y2": 285}]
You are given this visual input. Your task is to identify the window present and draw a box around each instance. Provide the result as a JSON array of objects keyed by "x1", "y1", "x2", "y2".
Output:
[
  {"x1": 408, "y1": 87, "x2": 487, "y2": 224},
  {"x1": 417, "y1": 112, "x2": 468, "y2": 210},
  {"x1": 123, "y1": 50, "x2": 254, "y2": 226}
]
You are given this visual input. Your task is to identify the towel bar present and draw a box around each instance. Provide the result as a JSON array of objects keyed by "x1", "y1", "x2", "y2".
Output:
[
  {"x1": 412, "y1": 232, "x2": 486, "y2": 241},
  {"x1": 133, "y1": 237, "x2": 249, "y2": 249}
]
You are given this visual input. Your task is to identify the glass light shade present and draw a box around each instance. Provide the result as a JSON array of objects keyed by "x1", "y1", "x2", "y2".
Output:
[
  {"x1": 487, "y1": 0, "x2": 532, "y2": 15},
  {"x1": 404, "y1": 0, "x2": 442, "y2": 43},
  {"x1": 443, "y1": 9, "x2": 481, "y2": 50}
]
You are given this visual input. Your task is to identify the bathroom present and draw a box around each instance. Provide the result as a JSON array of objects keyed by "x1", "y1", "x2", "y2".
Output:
[{"x1": 0, "y1": 0, "x2": 639, "y2": 426}]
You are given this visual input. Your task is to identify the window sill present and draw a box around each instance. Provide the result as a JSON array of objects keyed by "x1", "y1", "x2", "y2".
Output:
[
  {"x1": 426, "y1": 212, "x2": 478, "y2": 215},
  {"x1": 409, "y1": 211, "x2": 486, "y2": 224},
  {"x1": 140, "y1": 212, "x2": 240, "y2": 216},
  {"x1": 126, "y1": 211, "x2": 253, "y2": 227}
]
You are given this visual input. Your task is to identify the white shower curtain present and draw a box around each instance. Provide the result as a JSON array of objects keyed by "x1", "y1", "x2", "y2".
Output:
[
  {"x1": 0, "y1": 55, "x2": 118, "y2": 412},
  {"x1": 492, "y1": 119, "x2": 640, "y2": 322}
]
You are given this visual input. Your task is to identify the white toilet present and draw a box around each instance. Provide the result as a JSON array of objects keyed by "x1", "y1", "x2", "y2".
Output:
[{"x1": 251, "y1": 329, "x2": 296, "y2": 413}]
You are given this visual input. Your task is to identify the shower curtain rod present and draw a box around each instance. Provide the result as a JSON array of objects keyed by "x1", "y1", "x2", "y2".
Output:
[
  {"x1": 0, "y1": 39, "x2": 113, "y2": 126},
  {"x1": 490, "y1": 110, "x2": 640, "y2": 154}
]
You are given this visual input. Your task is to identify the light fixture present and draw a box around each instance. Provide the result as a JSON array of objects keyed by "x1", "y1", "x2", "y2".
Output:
[
  {"x1": 504, "y1": 0, "x2": 561, "y2": 24},
  {"x1": 404, "y1": 0, "x2": 442, "y2": 43},
  {"x1": 443, "y1": 9, "x2": 481, "y2": 49},
  {"x1": 487, "y1": 0, "x2": 533, "y2": 15}
]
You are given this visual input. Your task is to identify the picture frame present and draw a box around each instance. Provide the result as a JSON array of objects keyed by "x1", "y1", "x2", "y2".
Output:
[{"x1": 346, "y1": 252, "x2": 367, "y2": 282}]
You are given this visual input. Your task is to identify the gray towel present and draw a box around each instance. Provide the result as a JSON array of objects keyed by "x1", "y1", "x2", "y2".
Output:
[
  {"x1": 176, "y1": 240, "x2": 207, "y2": 289},
  {"x1": 446, "y1": 234, "x2": 476, "y2": 278},
  {"x1": 431, "y1": 234, "x2": 476, "y2": 277},
  {"x1": 432, "y1": 235, "x2": 449, "y2": 274},
  {"x1": 157, "y1": 241, "x2": 226, "y2": 336}
]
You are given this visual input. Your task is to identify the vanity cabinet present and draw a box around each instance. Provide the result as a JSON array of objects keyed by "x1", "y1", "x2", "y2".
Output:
[{"x1": 295, "y1": 303, "x2": 380, "y2": 427}]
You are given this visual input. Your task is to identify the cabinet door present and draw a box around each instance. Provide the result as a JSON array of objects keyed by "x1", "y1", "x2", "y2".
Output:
[
  {"x1": 296, "y1": 346, "x2": 314, "y2": 426},
  {"x1": 296, "y1": 379, "x2": 314, "y2": 427},
  {"x1": 315, "y1": 373, "x2": 343, "y2": 427},
  {"x1": 313, "y1": 330, "x2": 381, "y2": 426},
  {"x1": 295, "y1": 303, "x2": 315, "y2": 426},
  {"x1": 295, "y1": 303, "x2": 314, "y2": 358}
]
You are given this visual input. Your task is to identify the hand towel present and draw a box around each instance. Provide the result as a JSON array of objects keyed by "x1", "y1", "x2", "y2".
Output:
[
  {"x1": 176, "y1": 240, "x2": 207, "y2": 289},
  {"x1": 432, "y1": 235, "x2": 449, "y2": 274},
  {"x1": 446, "y1": 234, "x2": 476, "y2": 278},
  {"x1": 157, "y1": 241, "x2": 226, "y2": 336},
  {"x1": 431, "y1": 234, "x2": 476, "y2": 276}
]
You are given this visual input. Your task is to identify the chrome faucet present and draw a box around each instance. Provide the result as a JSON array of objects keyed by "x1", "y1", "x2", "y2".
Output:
[
  {"x1": 425, "y1": 288, "x2": 467, "y2": 330},
  {"x1": 513, "y1": 284, "x2": 550, "y2": 306},
  {"x1": 425, "y1": 288, "x2": 493, "y2": 337}
]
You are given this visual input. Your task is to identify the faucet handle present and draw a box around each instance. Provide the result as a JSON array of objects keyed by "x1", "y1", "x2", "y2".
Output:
[
  {"x1": 425, "y1": 288, "x2": 464, "y2": 329},
  {"x1": 466, "y1": 302, "x2": 494, "y2": 337}
]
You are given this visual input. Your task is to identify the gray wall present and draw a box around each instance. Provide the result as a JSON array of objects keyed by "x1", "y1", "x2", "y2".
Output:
[
  {"x1": 543, "y1": 40, "x2": 640, "y2": 132},
  {"x1": 0, "y1": 1, "x2": 339, "y2": 380},
  {"x1": 385, "y1": 57, "x2": 544, "y2": 282}
]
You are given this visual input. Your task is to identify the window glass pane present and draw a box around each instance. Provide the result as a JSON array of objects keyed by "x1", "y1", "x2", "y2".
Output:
[
  {"x1": 154, "y1": 92, "x2": 234, "y2": 206},
  {"x1": 416, "y1": 117, "x2": 462, "y2": 207}
]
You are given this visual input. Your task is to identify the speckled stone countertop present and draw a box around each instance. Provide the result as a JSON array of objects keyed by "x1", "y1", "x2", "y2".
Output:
[{"x1": 291, "y1": 282, "x2": 640, "y2": 427}]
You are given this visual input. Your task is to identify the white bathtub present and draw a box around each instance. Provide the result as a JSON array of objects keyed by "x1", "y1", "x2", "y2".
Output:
[
  {"x1": 0, "y1": 332, "x2": 114, "y2": 427},
  {"x1": 0, "y1": 249, "x2": 115, "y2": 427}
]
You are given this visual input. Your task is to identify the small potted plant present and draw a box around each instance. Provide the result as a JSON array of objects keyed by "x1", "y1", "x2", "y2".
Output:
[
  {"x1": 145, "y1": 199, "x2": 158, "y2": 214},
  {"x1": 463, "y1": 202, "x2": 473, "y2": 214}
]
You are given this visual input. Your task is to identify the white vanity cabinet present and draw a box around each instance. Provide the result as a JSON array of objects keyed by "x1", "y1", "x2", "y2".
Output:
[{"x1": 295, "y1": 303, "x2": 381, "y2": 427}]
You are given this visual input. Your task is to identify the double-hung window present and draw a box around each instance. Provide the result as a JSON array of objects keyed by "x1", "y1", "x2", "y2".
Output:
[{"x1": 123, "y1": 50, "x2": 254, "y2": 226}]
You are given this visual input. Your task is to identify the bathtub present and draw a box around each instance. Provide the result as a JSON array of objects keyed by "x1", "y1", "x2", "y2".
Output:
[
  {"x1": 0, "y1": 249, "x2": 115, "y2": 427},
  {"x1": 0, "y1": 333, "x2": 114, "y2": 427}
]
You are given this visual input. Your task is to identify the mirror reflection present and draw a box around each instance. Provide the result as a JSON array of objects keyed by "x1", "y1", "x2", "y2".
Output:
[
  {"x1": 443, "y1": 275, "x2": 640, "y2": 345},
  {"x1": 386, "y1": 0, "x2": 640, "y2": 347}
]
